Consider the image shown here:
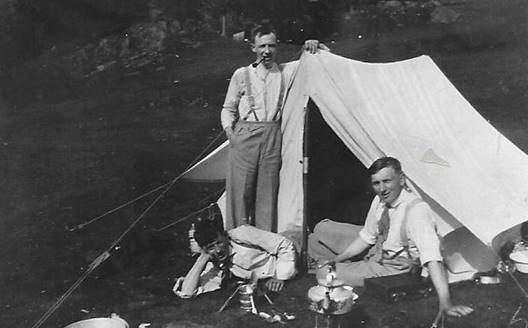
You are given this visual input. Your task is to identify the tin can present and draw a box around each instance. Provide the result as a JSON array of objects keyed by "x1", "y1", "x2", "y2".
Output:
[{"x1": 238, "y1": 284, "x2": 254, "y2": 311}]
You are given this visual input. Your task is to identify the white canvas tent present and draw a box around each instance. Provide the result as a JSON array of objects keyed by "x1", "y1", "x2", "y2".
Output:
[{"x1": 182, "y1": 51, "x2": 528, "y2": 280}]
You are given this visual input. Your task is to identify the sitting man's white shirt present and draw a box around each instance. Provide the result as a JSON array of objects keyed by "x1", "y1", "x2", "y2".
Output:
[
  {"x1": 359, "y1": 188, "x2": 443, "y2": 269},
  {"x1": 308, "y1": 188, "x2": 443, "y2": 286}
]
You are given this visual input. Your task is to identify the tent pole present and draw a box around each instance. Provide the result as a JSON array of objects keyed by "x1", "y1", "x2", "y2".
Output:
[{"x1": 301, "y1": 104, "x2": 310, "y2": 273}]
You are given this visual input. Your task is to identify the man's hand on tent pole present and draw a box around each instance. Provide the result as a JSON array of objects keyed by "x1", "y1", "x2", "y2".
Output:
[{"x1": 303, "y1": 40, "x2": 330, "y2": 54}]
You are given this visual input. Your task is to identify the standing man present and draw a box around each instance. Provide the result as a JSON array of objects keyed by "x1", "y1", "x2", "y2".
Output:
[
  {"x1": 309, "y1": 157, "x2": 474, "y2": 318},
  {"x1": 221, "y1": 24, "x2": 327, "y2": 232}
]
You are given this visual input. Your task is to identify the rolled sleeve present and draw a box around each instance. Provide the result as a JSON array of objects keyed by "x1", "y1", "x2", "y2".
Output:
[
  {"x1": 359, "y1": 197, "x2": 382, "y2": 245},
  {"x1": 229, "y1": 225, "x2": 297, "y2": 280},
  {"x1": 406, "y1": 203, "x2": 443, "y2": 265},
  {"x1": 173, "y1": 262, "x2": 222, "y2": 298},
  {"x1": 359, "y1": 229, "x2": 376, "y2": 245},
  {"x1": 221, "y1": 68, "x2": 244, "y2": 130},
  {"x1": 274, "y1": 238, "x2": 297, "y2": 280}
]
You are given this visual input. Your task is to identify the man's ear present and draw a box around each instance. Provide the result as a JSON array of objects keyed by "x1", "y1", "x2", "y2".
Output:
[
  {"x1": 399, "y1": 172, "x2": 406, "y2": 187},
  {"x1": 251, "y1": 43, "x2": 256, "y2": 53}
]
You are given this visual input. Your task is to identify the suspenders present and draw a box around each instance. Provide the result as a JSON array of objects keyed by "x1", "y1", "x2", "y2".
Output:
[
  {"x1": 274, "y1": 68, "x2": 286, "y2": 120},
  {"x1": 399, "y1": 198, "x2": 425, "y2": 248},
  {"x1": 243, "y1": 67, "x2": 259, "y2": 121},
  {"x1": 367, "y1": 198, "x2": 425, "y2": 269},
  {"x1": 242, "y1": 66, "x2": 285, "y2": 122}
]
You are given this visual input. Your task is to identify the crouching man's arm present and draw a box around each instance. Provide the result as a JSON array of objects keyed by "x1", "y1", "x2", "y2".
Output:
[
  {"x1": 229, "y1": 225, "x2": 296, "y2": 292},
  {"x1": 266, "y1": 232, "x2": 297, "y2": 292},
  {"x1": 427, "y1": 260, "x2": 474, "y2": 317},
  {"x1": 181, "y1": 252, "x2": 211, "y2": 295}
]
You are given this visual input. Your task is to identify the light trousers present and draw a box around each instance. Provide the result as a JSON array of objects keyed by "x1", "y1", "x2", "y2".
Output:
[
  {"x1": 225, "y1": 120, "x2": 281, "y2": 232},
  {"x1": 308, "y1": 219, "x2": 410, "y2": 287}
]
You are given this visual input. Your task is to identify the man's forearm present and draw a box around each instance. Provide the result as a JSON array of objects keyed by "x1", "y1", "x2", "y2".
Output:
[
  {"x1": 427, "y1": 261, "x2": 452, "y2": 310},
  {"x1": 220, "y1": 107, "x2": 237, "y2": 131},
  {"x1": 333, "y1": 238, "x2": 370, "y2": 263},
  {"x1": 180, "y1": 252, "x2": 211, "y2": 297}
]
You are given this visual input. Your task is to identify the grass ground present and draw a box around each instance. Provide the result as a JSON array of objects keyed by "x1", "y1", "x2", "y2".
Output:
[{"x1": 1, "y1": 0, "x2": 528, "y2": 327}]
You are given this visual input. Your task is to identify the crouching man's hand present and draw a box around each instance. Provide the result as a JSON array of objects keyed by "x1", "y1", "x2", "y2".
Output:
[{"x1": 265, "y1": 278, "x2": 285, "y2": 292}]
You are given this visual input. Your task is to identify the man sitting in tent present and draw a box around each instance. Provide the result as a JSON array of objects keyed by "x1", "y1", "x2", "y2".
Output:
[
  {"x1": 221, "y1": 24, "x2": 328, "y2": 232},
  {"x1": 309, "y1": 156, "x2": 474, "y2": 317},
  {"x1": 173, "y1": 218, "x2": 297, "y2": 298}
]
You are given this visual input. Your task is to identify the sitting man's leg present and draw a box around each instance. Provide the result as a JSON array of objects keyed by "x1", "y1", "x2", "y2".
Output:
[
  {"x1": 308, "y1": 219, "x2": 363, "y2": 261},
  {"x1": 317, "y1": 259, "x2": 410, "y2": 287},
  {"x1": 337, "y1": 260, "x2": 409, "y2": 287}
]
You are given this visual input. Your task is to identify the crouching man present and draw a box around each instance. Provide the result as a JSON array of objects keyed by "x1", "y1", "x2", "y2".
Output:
[
  {"x1": 174, "y1": 219, "x2": 297, "y2": 298},
  {"x1": 309, "y1": 157, "x2": 473, "y2": 317}
]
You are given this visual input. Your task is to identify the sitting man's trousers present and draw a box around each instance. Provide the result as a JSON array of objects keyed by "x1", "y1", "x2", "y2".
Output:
[{"x1": 308, "y1": 219, "x2": 413, "y2": 287}]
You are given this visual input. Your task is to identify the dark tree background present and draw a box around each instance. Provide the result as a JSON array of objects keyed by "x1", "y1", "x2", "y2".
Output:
[{"x1": 0, "y1": 0, "x2": 367, "y2": 65}]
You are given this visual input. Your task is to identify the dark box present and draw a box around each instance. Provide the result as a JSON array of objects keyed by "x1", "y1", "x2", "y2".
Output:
[{"x1": 364, "y1": 273, "x2": 435, "y2": 303}]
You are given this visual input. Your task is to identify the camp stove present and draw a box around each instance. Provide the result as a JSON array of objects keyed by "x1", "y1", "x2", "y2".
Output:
[
  {"x1": 307, "y1": 263, "x2": 358, "y2": 328},
  {"x1": 217, "y1": 281, "x2": 296, "y2": 324}
]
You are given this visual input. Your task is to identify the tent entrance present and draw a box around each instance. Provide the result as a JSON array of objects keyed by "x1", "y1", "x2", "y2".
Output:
[{"x1": 305, "y1": 100, "x2": 374, "y2": 231}]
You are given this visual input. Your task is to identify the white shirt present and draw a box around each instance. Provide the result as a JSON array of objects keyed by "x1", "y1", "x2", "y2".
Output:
[
  {"x1": 359, "y1": 189, "x2": 443, "y2": 266},
  {"x1": 220, "y1": 62, "x2": 298, "y2": 129},
  {"x1": 228, "y1": 224, "x2": 297, "y2": 280}
]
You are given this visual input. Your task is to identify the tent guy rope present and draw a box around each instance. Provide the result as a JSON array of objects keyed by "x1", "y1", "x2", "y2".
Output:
[
  {"x1": 32, "y1": 168, "x2": 180, "y2": 328},
  {"x1": 31, "y1": 46, "x2": 308, "y2": 328},
  {"x1": 68, "y1": 129, "x2": 225, "y2": 232},
  {"x1": 31, "y1": 129, "x2": 225, "y2": 328}
]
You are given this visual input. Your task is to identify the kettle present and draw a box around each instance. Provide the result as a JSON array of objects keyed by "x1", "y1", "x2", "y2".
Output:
[{"x1": 307, "y1": 263, "x2": 358, "y2": 315}]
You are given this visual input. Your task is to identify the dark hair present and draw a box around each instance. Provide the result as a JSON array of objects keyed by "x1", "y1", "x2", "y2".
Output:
[
  {"x1": 194, "y1": 218, "x2": 231, "y2": 283},
  {"x1": 194, "y1": 218, "x2": 223, "y2": 248},
  {"x1": 251, "y1": 24, "x2": 277, "y2": 43},
  {"x1": 368, "y1": 157, "x2": 402, "y2": 176}
]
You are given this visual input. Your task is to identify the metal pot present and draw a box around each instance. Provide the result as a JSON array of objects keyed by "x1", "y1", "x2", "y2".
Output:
[
  {"x1": 510, "y1": 250, "x2": 528, "y2": 273},
  {"x1": 64, "y1": 313, "x2": 129, "y2": 328},
  {"x1": 307, "y1": 264, "x2": 358, "y2": 315}
]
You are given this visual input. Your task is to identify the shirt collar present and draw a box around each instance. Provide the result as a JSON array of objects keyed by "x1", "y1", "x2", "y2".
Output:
[
  {"x1": 384, "y1": 188, "x2": 411, "y2": 209},
  {"x1": 252, "y1": 62, "x2": 279, "y2": 75}
]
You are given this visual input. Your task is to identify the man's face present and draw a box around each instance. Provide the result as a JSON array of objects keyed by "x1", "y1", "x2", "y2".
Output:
[
  {"x1": 252, "y1": 32, "x2": 278, "y2": 68},
  {"x1": 370, "y1": 166, "x2": 405, "y2": 205},
  {"x1": 203, "y1": 238, "x2": 228, "y2": 263}
]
